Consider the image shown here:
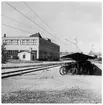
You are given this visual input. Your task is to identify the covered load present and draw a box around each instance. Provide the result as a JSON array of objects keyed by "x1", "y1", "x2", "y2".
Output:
[{"x1": 60, "y1": 52, "x2": 101, "y2": 75}]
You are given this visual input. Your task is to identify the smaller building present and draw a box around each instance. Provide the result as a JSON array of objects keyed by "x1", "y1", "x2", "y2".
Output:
[
  {"x1": 18, "y1": 50, "x2": 37, "y2": 61},
  {"x1": 18, "y1": 51, "x2": 31, "y2": 61}
]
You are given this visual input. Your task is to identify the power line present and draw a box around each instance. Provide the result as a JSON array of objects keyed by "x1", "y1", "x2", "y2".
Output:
[
  {"x1": 2, "y1": 23, "x2": 32, "y2": 34},
  {"x1": 2, "y1": 15, "x2": 66, "y2": 47},
  {"x1": 23, "y1": 2, "x2": 64, "y2": 43},
  {"x1": 3, "y1": 23, "x2": 67, "y2": 48},
  {"x1": 3, "y1": 23, "x2": 68, "y2": 50},
  {"x1": 65, "y1": 39, "x2": 82, "y2": 52},
  {"x1": 23, "y1": 2, "x2": 54, "y2": 32},
  {"x1": 5, "y1": 2, "x2": 56, "y2": 39},
  {"x1": 2, "y1": 14, "x2": 40, "y2": 32},
  {"x1": 5, "y1": 2, "x2": 69, "y2": 49}
]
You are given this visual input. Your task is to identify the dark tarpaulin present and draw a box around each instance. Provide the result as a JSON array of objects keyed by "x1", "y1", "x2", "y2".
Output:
[{"x1": 61, "y1": 52, "x2": 97, "y2": 61}]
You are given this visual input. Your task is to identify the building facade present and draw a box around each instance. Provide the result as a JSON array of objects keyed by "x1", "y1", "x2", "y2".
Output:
[{"x1": 2, "y1": 33, "x2": 60, "y2": 61}]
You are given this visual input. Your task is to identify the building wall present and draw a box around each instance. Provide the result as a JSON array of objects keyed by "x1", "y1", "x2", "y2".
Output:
[
  {"x1": 2, "y1": 37, "x2": 39, "y2": 59},
  {"x1": 6, "y1": 50, "x2": 19, "y2": 59},
  {"x1": 18, "y1": 52, "x2": 31, "y2": 61},
  {"x1": 2, "y1": 34, "x2": 60, "y2": 61},
  {"x1": 39, "y1": 38, "x2": 60, "y2": 60}
]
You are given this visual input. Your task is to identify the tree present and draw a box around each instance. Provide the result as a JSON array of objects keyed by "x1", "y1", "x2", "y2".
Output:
[{"x1": 2, "y1": 43, "x2": 7, "y2": 63}]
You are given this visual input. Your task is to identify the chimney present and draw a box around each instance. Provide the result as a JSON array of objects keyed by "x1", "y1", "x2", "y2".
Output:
[
  {"x1": 48, "y1": 38, "x2": 51, "y2": 42},
  {"x1": 4, "y1": 34, "x2": 6, "y2": 37}
]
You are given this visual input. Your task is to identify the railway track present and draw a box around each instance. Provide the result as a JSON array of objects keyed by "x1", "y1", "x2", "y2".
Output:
[
  {"x1": 2, "y1": 63, "x2": 56, "y2": 69},
  {"x1": 2, "y1": 63, "x2": 60, "y2": 79}
]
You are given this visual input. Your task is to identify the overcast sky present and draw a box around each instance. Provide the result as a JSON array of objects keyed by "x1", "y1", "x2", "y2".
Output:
[{"x1": 2, "y1": 2, "x2": 102, "y2": 53}]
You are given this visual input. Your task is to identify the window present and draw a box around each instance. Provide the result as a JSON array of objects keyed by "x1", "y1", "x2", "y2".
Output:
[
  {"x1": 12, "y1": 40, "x2": 18, "y2": 45},
  {"x1": 23, "y1": 54, "x2": 26, "y2": 58},
  {"x1": 28, "y1": 40, "x2": 32, "y2": 45},
  {"x1": 33, "y1": 39, "x2": 37, "y2": 45},
  {"x1": 19, "y1": 39, "x2": 37, "y2": 45},
  {"x1": 21, "y1": 39, "x2": 27, "y2": 45}
]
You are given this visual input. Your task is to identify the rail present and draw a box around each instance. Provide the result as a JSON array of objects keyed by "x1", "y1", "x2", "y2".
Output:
[{"x1": 2, "y1": 63, "x2": 62, "y2": 79}]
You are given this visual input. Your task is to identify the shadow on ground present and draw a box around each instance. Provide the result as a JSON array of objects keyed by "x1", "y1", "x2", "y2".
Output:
[{"x1": 93, "y1": 64, "x2": 102, "y2": 76}]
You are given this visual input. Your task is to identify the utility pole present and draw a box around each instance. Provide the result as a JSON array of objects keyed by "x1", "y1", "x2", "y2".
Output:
[
  {"x1": 74, "y1": 37, "x2": 82, "y2": 53},
  {"x1": 91, "y1": 44, "x2": 94, "y2": 52},
  {"x1": 30, "y1": 48, "x2": 32, "y2": 60},
  {"x1": 65, "y1": 38, "x2": 82, "y2": 53}
]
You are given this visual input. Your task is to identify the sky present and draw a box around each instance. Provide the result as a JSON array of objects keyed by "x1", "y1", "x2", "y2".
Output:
[{"x1": 1, "y1": 2, "x2": 102, "y2": 54}]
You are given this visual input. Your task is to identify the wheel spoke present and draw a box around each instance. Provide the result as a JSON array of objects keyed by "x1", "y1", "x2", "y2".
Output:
[{"x1": 59, "y1": 66, "x2": 67, "y2": 75}]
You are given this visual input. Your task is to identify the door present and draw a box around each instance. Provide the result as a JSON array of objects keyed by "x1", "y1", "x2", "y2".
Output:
[
  {"x1": 32, "y1": 55, "x2": 35, "y2": 60},
  {"x1": 31, "y1": 51, "x2": 37, "y2": 60}
]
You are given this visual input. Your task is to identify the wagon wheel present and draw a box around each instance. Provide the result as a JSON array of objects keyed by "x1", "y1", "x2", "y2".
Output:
[
  {"x1": 79, "y1": 66, "x2": 83, "y2": 75},
  {"x1": 80, "y1": 65, "x2": 90, "y2": 75},
  {"x1": 69, "y1": 67, "x2": 78, "y2": 75},
  {"x1": 83, "y1": 68, "x2": 90, "y2": 75},
  {"x1": 59, "y1": 66, "x2": 67, "y2": 75}
]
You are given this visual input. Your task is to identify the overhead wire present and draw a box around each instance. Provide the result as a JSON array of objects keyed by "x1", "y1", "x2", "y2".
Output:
[
  {"x1": 5, "y1": 2, "x2": 68, "y2": 47},
  {"x1": 2, "y1": 14, "x2": 41, "y2": 32},
  {"x1": 5, "y1": 2, "x2": 57, "y2": 40},
  {"x1": 23, "y1": 2, "x2": 54, "y2": 32},
  {"x1": 2, "y1": 14, "x2": 66, "y2": 47},
  {"x1": 2, "y1": 23, "x2": 32, "y2": 34},
  {"x1": 65, "y1": 39, "x2": 82, "y2": 52},
  {"x1": 23, "y1": 2, "x2": 68, "y2": 46},
  {"x1": 4, "y1": 2, "x2": 72, "y2": 51}
]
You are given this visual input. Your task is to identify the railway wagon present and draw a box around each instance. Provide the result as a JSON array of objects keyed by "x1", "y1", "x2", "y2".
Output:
[{"x1": 59, "y1": 52, "x2": 101, "y2": 75}]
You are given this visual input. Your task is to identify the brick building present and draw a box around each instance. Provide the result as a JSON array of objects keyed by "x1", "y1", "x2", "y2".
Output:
[{"x1": 2, "y1": 33, "x2": 60, "y2": 61}]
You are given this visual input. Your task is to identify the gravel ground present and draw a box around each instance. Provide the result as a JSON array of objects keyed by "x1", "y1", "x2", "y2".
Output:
[
  {"x1": 2, "y1": 88, "x2": 101, "y2": 103},
  {"x1": 2, "y1": 65, "x2": 102, "y2": 103}
]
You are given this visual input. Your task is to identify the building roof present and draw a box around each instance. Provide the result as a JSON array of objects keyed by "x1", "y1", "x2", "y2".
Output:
[
  {"x1": 2, "y1": 33, "x2": 60, "y2": 47},
  {"x1": 61, "y1": 52, "x2": 97, "y2": 61},
  {"x1": 2, "y1": 33, "x2": 42, "y2": 39},
  {"x1": 30, "y1": 33, "x2": 42, "y2": 38}
]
